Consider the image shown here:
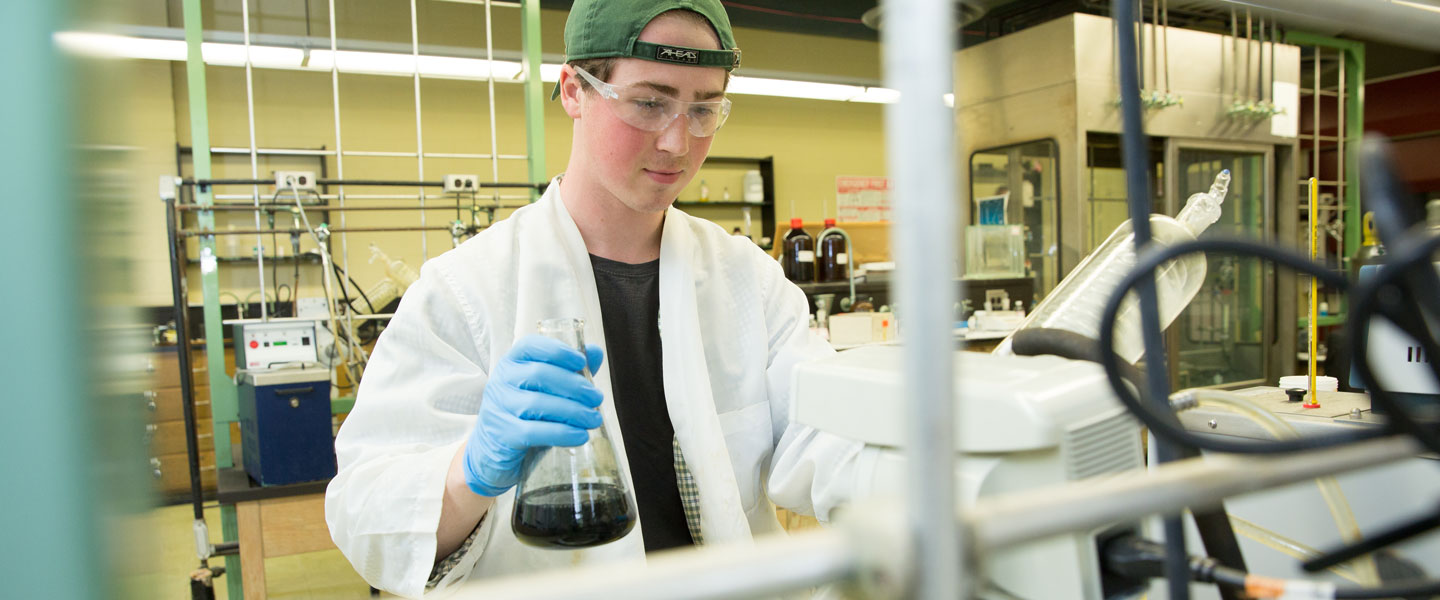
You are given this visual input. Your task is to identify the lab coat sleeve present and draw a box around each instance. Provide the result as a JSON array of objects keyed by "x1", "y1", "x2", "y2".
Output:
[
  {"x1": 325, "y1": 259, "x2": 492, "y2": 599},
  {"x1": 759, "y1": 256, "x2": 866, "y2": 523}
]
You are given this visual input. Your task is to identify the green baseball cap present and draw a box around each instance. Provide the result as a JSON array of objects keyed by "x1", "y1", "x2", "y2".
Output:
[{"x1": 552, "y1": 0, "x2": 741, "y2": 99}]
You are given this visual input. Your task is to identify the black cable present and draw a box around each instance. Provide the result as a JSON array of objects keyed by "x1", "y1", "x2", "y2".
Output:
[
  {"x1": 327, "y1": 260, "x2": 381, "y2": 345},
  {"x1": 1104, "y1": 534, "x2": 1440, "y2": 600},
  {"x1": 330, "y1": 261, "x2": 377, "y2": 315},
  {"x1": 1344, "y1": 230, "x2": 1440, "y2": 456},
  {"x1": 1304, "y1": 502, "x2": 1440, "y2": 573},
  {"x1": 1334, "y1": 578, "x2": 1440, "y2": 599},
  {"x1": 1098, "y1": 237, "x2": 1395, "y2": 454},
  {"x1": 1009, "y1": 328, "x2": 1147, "y2": 388},
  {"x1": 1113, "y1": 1, "x2": 1187, "y2": 596},
  {"x1": 266, "y1": 190, "x2": 285, "y2": 315}
]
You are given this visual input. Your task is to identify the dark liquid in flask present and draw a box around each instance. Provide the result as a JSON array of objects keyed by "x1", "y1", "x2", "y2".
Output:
[{"x1": 512, "y1": 483, "x2": 637, "y2": 548}]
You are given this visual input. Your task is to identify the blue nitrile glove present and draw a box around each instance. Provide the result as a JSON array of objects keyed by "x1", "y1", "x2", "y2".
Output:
[{"x1": 462, "y1": 335, "x2": 605, "y2": 497}]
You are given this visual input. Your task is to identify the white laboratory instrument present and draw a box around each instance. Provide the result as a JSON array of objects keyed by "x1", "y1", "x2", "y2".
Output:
[
  {"x1": 994, "y1": 170, "x2": 1231, "y2": 363},
  {"x1": 793, "y1": 346, "x2": 1145, "y2": 600},
  {"x1": 234, "y1": 321, "x2": 318, "y2": 370},
  {"x1": 1166, "y1": 387, "x2": 1440, "y2": 600}
]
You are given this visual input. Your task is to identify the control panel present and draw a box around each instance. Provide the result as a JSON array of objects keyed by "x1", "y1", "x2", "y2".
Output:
[{"x1": 235, "y1": 322, "x2": 319, "y2": 370}]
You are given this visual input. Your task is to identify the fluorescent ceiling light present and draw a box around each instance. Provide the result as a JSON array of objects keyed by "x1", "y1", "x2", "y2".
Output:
[
  {"x1": 54, "y1": 31, "x2": 184, "y2": 61},
  {"x1": 53, "y1": 31, "x2": 903, "y2": 104},
  {"x1": 850, "y1": 87, "x2": 901, "y2": 104},
  {"x1": 1391, "y1": 0, "x2": 1440, "y2": 15},
  {"x1": 202, "y1": 42, "x2": 305, "y2": 69},
  {"x1": 729, "y1": 76, "x2": 867, "y2": 101}
]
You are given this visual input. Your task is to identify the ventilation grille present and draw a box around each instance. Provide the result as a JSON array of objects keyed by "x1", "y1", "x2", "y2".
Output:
[{"x1": 1063, "y1": 411, "x2": 1144, "y2": 481}]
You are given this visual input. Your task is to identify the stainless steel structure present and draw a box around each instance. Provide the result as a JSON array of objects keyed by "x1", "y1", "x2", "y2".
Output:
[{"x1": 956, "y1": 13, "x2": 1302, "y2": 388}]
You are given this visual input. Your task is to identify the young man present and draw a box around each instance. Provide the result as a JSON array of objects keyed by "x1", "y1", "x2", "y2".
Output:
[{"x1": 325, "y1": 1, "x2": 863, "y2": 597}]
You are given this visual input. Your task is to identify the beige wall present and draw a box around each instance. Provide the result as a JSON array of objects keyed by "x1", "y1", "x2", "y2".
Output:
[{"x1": 122, "y1": 4, "x2": 886, "y2": 307}]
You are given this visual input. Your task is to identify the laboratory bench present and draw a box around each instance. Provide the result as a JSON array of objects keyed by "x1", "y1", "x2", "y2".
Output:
[{"x1": 217, "y1": 466, "x2": 337, "y2": 600}]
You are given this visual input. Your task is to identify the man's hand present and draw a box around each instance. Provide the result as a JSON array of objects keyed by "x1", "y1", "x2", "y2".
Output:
[{"x1": 462, "y1": 335, "x2": 605, "y2": 496}]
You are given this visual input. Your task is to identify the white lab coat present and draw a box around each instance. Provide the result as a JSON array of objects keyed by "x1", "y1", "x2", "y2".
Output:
[{"x1": 325, "y1": 178, "x2": 865, "y2": 598}]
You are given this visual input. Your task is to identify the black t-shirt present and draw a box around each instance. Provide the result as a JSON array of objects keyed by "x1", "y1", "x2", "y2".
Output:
[{"x1": 589, "y1": 254, "x2": 695, "y2": 552}]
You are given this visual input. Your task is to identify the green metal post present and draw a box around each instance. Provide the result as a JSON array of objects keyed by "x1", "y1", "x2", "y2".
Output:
[
  {"x1": 182, "y1": 0, "x2": 245, "y2": 595},
  {"x1": 1284, "y1": 31, "x2": 1365, "y2": 259},
  {"x1": 1343, "y1": 45, "x2": 1364, "y2": 259},
  {"x1": 0, "y1": 3, "x2": 101, "y2": 599},
  {"x1": 522, "y1": 0, "x2": 546, "y2": 200}
]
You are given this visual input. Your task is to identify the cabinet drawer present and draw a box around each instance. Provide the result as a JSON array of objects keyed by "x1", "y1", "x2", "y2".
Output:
[
  {"x1": 146, "y1": 419, "x2": 214, "y2": 456},
  {"x1": 150, "y1": 451, "x2": 216, "y2": 495},
  {"x1": 144, "y1": 387, "x2": 211, "y2": 422},
  {"x1": 144, "y1": 352, "x2": 208, "y2": 390}
]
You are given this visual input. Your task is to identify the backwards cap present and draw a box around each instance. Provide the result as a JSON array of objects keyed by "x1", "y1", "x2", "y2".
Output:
[{"x1": 553, "y1": 0, "x2": 741, "y2": 99}]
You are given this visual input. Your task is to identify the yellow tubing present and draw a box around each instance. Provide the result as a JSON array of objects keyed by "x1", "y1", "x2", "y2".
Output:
[
  {"x1": 1308, "y1": 177, "x2": 1320, "y2": 407},
  {"x1": 1228, "y1": 515, "x2": 1365, "y2": 584}
]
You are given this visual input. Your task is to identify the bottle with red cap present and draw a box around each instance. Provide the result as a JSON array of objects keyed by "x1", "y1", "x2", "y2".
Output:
[
  {"x1": 817, "y1": 218, "x2": 849, "y2": 283},
  {"x1": 781, "y1": 218, "x2": 815, "y2": 282}
]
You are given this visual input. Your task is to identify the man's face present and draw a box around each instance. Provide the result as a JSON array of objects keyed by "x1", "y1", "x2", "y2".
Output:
[{"x1": 566, "y1": 13, "x2": 728, "y2": 215}]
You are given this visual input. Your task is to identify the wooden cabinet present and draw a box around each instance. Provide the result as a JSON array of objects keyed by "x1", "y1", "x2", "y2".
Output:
[{"x1": 144, "y1": 347, "x2": 228, "y2": 501}]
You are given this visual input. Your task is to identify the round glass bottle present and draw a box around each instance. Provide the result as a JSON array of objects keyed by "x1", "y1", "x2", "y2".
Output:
[{"x1": 511, "y1": 318, "x2": 637, "y2": 548}]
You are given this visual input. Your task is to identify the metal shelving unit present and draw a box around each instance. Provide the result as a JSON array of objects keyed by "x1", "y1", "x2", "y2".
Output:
[{"x1": 172, "y1": 0, "x2": 547, "y2": 596}]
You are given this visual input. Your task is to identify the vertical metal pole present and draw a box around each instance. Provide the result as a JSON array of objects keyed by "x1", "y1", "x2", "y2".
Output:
[
  {"x1": 409, "y1": 0, "x2": 428, "y2": 258},
  {"x1": 1163, "y1": 0, "x2": 1171, "y2": 94},
  {"x1": 1336, "y1": 47, "x2": 1346, "y2": 253},
  {"x1": 881, "y1": 0, "x2": 960, "y2": 598},
  {"x1": 1268, "y1": 21, "x2": 1276, "y2": 105},
  {"x1": 1115, "y1": 2, "x2": 1186, "y2": 598},
  {"x1": 1245, "y1": 9, "x2": 1253, "y2": 103},
  {"x1": 1312, "y1": 47, "x2": 1321, "y2": 187},
  {"x1": 1343, "y1": 45, "x2": 1364, "y2": 259},
  {"x1": 1151, "y1": 0, "x2": 1159, "y2": 91},
  {"x1": 327, "y1": 0, "x2": 357, "y2": 352},
  {"x1": 181, "y1": 0, "x2": 244, "y2": 595},
  {"x1": 241, "y1": 0, "x2": 269, "y2": 320},
  {"x1": 1231, "y1": 9, "x2": 1238, "y2": 104},
  {"x1": 521, "y1": 0, "x2": 546, "y2": 200},
  {"x1": 1288, "y1": 31, "x2": 1367, "y2": 261},
  {"x1": 483, "y1": 0, "x2": 503, "y2": 205}
]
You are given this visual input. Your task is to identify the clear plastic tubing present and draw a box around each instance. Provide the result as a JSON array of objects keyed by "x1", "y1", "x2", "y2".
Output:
[
  {"x1": 1189, "y1": 388, "x2": 1380, "y2": 585},
  {"x1": 994, "y1": 170, "x2": 1230, "y2": 363}
]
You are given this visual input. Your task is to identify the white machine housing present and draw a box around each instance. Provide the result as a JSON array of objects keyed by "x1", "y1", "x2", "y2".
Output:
[{"x1": 793, "y1": 346, "x2": 1144, "y2": 600}]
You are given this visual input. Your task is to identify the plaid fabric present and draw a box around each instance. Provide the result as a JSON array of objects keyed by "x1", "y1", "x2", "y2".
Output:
[
  {"x1": 428, "y1": 522, "x2": 481, "y2": 589},
  {"x1": 674, "y1": 436, "x2": 704, "y2": 545}
]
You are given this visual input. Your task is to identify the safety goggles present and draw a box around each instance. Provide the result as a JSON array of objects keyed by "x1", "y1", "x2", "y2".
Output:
[{"x1": 572, "y1": 65, "x2": 732, "y2": 138}]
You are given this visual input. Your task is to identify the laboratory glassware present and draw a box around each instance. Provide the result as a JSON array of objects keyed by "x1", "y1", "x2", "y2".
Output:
[
  {"x1": 511, "y1": 318, "x2": 637, "y2": 548},
  {"x1": 782, "y1": 218, "x2": 816, "y2": 282},
  {"x1": 818, "y1": 219, "x2": 850, "y2": 283},
  {"x1": 993, "y1": 170, "x2": 1231, "y2": 363}
]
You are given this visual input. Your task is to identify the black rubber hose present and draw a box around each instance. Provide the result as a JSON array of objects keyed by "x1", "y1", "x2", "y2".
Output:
[
  {"x1": 1009, "y1": 328, "x2": 1146, "y2": 389},
  {"x1": 1113, "y1": 1, "x2": 1187, "y2": 594},
  {"x1": 1097, "y1": 237, "x2": 1393, "y2": 454}
]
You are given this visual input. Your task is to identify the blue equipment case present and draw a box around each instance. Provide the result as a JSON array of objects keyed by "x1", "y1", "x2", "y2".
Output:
[{"x1": 237, "y1": 367, "x2": 337, "y2": 486}]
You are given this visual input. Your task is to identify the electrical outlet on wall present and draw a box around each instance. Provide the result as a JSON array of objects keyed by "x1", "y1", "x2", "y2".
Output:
[
  {"x1": 443, "y1": 174, "x2": 479, "y2": 193},
  {"x1": 275, "y1": 171, "x2": 318, "y2": 191}
]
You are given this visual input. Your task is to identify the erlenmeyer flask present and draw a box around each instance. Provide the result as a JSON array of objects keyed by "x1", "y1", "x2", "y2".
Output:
[{"x1": 511, "y1": 317, "x2": 637, "y2": 548}]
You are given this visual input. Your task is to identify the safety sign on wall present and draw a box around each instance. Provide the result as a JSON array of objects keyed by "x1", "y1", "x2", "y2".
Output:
[{"x1": 836, "y1": 176, "x2": 890, "y2": 222}]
